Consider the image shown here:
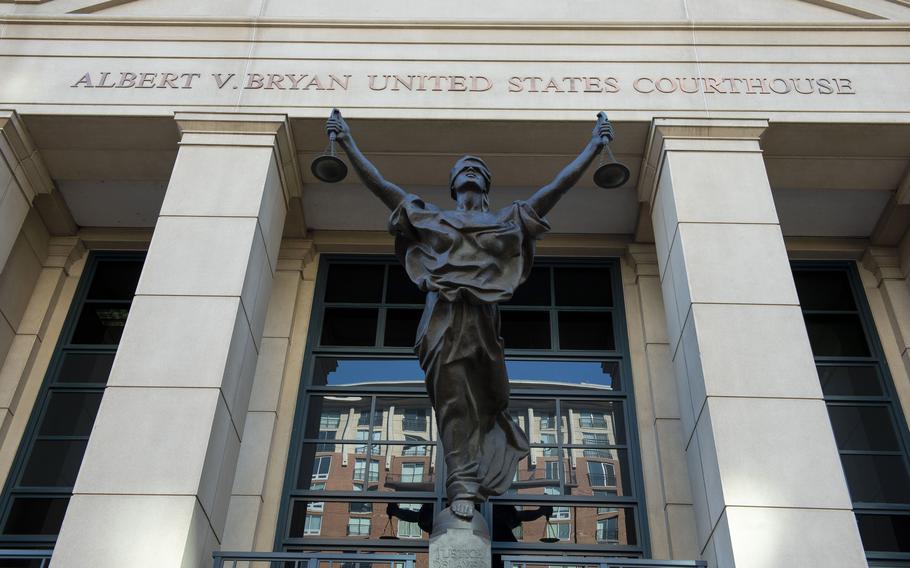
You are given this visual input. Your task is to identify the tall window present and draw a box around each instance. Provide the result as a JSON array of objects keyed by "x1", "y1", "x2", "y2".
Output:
[
  {"x1": 278, "y1": 258, "x2": 646, "y2": 558},
  {"x1": 793, "y1": 263, "x2": 910, "y2": 563},
  {"x1": 0, "y1": 253, "x2": 144, "y2": 549}
]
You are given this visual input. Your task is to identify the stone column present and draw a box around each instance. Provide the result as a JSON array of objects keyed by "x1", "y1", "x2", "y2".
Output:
[
  {"x1": 0, "y1": 111, "x2": 56, "y2": 366},
  {"x1": 52, "y1": 113, "x2": 300, "y2": 568},
  {"x1": 625, "y1": 245, "x2": 697, "y2": 560},
  {"x1": 0, "y1": 111, "x2": 54, "y2": 274},
  {"x1": 641, "y1": 118, "x2": 866, "y2": 567},
  {"x1": 221, "y1": 239, "x2": 315, "y2": 551}
]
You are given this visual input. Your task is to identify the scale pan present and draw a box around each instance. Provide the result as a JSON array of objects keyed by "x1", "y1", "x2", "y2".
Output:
[
  {"x1": 593, "y1": 162, "x2": 631, "y2": 189},
  {"x1": 311, "y1": 155, "x2": 348, "y2": 183}
]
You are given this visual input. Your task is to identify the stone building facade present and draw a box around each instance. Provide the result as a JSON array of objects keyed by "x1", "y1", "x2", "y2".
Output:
[{"x1": 0, "y1": 1, "x2": 909, "y2": 567}]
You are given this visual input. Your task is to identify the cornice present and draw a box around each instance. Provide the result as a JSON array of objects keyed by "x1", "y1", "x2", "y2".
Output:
[{"x1": 1, "y1": 15, "x2": 910, "y2": 31}]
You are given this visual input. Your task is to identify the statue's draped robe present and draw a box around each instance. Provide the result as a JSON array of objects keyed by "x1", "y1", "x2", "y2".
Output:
[{"x1": 389, "y1": 194, "x2": 550, "y2": 502}]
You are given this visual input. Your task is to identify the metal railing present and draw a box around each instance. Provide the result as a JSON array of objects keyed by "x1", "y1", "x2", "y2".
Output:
[
  {"x1": 0, "y1": 549, "x2": 53, "y2": 567},
  {"x1": 502, "y1": 556, "x2": 707, "y2": 568},
  {"x1": 213, "y1": 551, "x2": 416, "y2": 568}
]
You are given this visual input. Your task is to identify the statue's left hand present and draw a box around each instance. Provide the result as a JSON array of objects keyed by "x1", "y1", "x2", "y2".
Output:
[{"x1": 592, "y1": 111, "x2": 615, "y2": 147}]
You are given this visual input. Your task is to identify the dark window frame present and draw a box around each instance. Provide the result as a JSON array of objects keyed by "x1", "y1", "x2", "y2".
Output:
[
  {"x1": 276, "y1": 255, "x2": 650, "y2": 558},
  {"x1": 0, "y1": 251, "x2": 145, "y2": 548},
  {"x1": 793, "y1": 261, "x2": 910, "y2": 565}
]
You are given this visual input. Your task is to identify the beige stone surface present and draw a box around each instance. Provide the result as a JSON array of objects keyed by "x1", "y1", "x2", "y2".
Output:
[
  {"x1": 248, "y1": 337, "x2": 289, "y2": 413},
  {"x1": 107, "y1": 295, "x2": 256, "y2": 425},
  {"x1": 710, "y1": 507, "x2": 867, "y2": 568},
  {"x1": 0, "y1": 233, "x2": 42, "y2": 331},
  {"x1": 684, "y1": 304, "x2": 822, "y2": 400},
  {"x1": 0, "y1": 333, "x2": 40, "y2": 410},
  {"x1": 671, "y1": 223, "x2": 801, "y2": 307},
  {"x1": 74, "y1": 387, "x2": 239, "y2": 532},
  {"x1": 646, "y1": 344, "x2": 679, "y2": 420},
  {"x1": 135, "y1": 216, "x2": 259, "y2": 298},
  {"x1": 52, "y1": 494, "x2": 217, "y2": 568},
  {"x1": 665, "y1": 504, "x2": 698, "y2": 560},
  {"x1": 655, "y1": 418, "x2": 693, "y2": 505},
  {"x1": 696, "y1": 397, "x2": 853, "y2": 526},
  {"x1": 222, "y1": 495, "x2": 263, "y2": 551},
  {"x1": 231, "y1": 412, "x2": 276, "y2": 496},
  {"x1": 0, "y1": 180, "x2": 30, "y2": 274}
]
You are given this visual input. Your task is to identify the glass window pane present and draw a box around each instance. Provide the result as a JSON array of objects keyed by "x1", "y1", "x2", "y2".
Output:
[
  {"x1": 324, "y1": 264, "x2": 384, "y2": 303},
  {"x1": 312, "y1": 358, "x2": 424, "y2": 387},
  {"x1": 86, "y1": 260, "x2": 143, "y2": 300},
  {"x1": 385, "y1": 265, "x2": 425, "y2": 305},
  {"x1": 840, "y1": 454, "x2": 910, "y2": 504},
  {"x1": 507, "y1": 360, "x2": 620, "y2": 391},
  {"x1": 500, "y1": 311, "x2": 550, "y2": 349},
  {"x1": 38, "y1": 392, "x2": 103, "y2": 437},
  {"x1": 320, "y1": 308, "x2": 378, "y2": 346},
  {"x1": 504, "y1": 267, "x2": 550, "y2": 306},
  {"x1": 856, "y1": 513, "x2": 910, "y2": 553},
  {"x1": 793, "y1": 270, "x2": 856, "y2": 311},
  {"x1": 20, "y1": 440, "x2": 88, "y2": 487},
  {"x1": 804, "y1": 314, "x2": 870, "y2": 357},
  {"x1": 374, "y1": 445, "x2": 436, "y2": 492},
  {"x1": 491, "y1": 504, "x2": 636, "y2": 546},
  {"x1": 70, "y1": 303, "x2": 130, "y2": 345},
  {"x1": 827, "y1": 405, "x2": 901, "y2": 451},
  {"x1": 512, "y1": 449, "x2": 566, "y2": 492},
  {"x1": 383, "y1": 309, "x2": 421, "y2": 348},
  {"x1": 558, "y1": 312, "x2": 614, "y2": 351},
  {"x1": 56, "y1": 352, "x2": 115, "y2": 384},
  {"x1": 375, "y1": 397, "x2": 435, "y2": 442},
  {"x1": 509, "y1": 399, "x2": 558, "y2": 444},
  {"x1": 571, "y1": 450, "x2": 632, "y2": 497},
  {"x1": 555, "y1": 267, "x2": 613, "y2": 307},
  {"x1": 817, "y1": 366, "x2": 882, "y2": 397},
  {"x1": 563, "y1": 400, "x2": 626, "y2": 446},
  {"x1": 2, "y1": 497, "x2": 69, "y2": 536},
  {"x1": 304, "y1": 395, "x2": 371, "y2": 440}
]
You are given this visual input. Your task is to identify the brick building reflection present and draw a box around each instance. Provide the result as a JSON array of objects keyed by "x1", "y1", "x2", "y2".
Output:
[{"x1": 293, "y1": 382, "x2": 632, "y2": 548}]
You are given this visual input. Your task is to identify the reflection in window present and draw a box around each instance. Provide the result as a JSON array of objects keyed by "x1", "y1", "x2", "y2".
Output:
[
  {"x1": 316, "y1": 431, "x2": 336, "y2": 452},
  {"x1": 579, "y1": 411, "x2": 608, "y2": 429},
  {"x1": 312, "y1": 456, "x2": 331, "y2": 480},
  {"x1": 320, "y1": 411, "x2": 341, "y2": 430},
  {"x1": 402, "y1": 435, "x2": 428, "y2": 455},
  {"x1": 304, "y1": 515, "x2": 322, "y2": 535},
  {"x1": 307, "y1": 484, "x2": 325, "y2": 512},
  {"x1": 347, "y1": 517, "x2": 371, "y2": 536},
  {"x1": 281, "y1": 259, "x2": 642, "y2": 555},
  {"x1": 401, "y1": 463, "x2": 424, "y2": 483},
  {"x1": 546, "y1": 522, "x2": 571, "y2": 541},
  {"x1": 597, "y1": 517, "x2": 620, "y2": 544},
  {"x1": 354, "y1": 430, "x2": 380, "y2": 454},
  {"x1": 354, "y1": 459, "x2": 379, "y2": 482}
]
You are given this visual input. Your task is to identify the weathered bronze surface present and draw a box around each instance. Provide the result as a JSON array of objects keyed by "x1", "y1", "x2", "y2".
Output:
[{"x1": 324, "y1": 108, "x2": 615, "y2": 525}]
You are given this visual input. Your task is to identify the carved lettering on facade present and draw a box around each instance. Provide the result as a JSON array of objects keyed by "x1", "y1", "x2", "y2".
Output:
[{"x1": 69, "y1": 71, "x2": 858, "y2": 96}]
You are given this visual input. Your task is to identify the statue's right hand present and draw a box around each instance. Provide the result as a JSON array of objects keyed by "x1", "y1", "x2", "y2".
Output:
[{"x1": 325, "y1": 108, "x2": 351, "y2": 142}]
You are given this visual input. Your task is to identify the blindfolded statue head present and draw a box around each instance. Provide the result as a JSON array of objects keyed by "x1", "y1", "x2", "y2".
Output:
[{"x1": 449, "y1": 155, "x2": 492, "y2": 210}]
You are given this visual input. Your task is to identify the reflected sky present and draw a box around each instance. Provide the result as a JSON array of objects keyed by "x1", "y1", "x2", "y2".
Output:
[{"x1": 315, "y1": 358, "x2": 618, "y2": 389}]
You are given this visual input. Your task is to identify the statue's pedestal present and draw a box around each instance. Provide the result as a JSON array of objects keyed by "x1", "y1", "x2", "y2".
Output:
[{"x1": 429, "y1": 509, "x2": 491, "y2": 568}]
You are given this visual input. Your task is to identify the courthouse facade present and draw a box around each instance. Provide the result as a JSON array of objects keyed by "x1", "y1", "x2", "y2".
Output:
[{"x1": 0, "y1": 1, "x2": 909, "y2": 567}]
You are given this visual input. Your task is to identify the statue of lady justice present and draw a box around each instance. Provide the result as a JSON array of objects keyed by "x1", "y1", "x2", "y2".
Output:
[{"x1": 325, "y1": 109, "x2": 615, "y2": 523}]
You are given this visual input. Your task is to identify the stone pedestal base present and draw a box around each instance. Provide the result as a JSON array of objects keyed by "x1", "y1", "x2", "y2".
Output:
[{"x1": 429, "y1": 509, "x2": 491, "y2": 568}]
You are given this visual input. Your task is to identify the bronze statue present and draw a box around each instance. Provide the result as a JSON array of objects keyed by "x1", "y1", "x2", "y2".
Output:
[{"x1": 325, "y1": 109, "x2": 615, "y2": 521}]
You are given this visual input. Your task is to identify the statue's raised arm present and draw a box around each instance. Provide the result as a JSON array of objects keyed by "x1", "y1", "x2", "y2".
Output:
[
  {"x1": 326, "y1": 109, "x2": 408, "y2": 211},
  {"x1": 525, "y1": 112, "x2": 615, "y2": 217}
]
